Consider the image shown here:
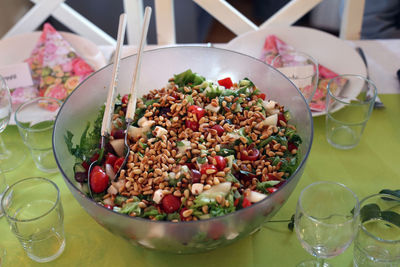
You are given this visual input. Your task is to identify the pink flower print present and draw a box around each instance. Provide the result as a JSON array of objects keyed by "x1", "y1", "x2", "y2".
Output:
[
  {"x1": 61, "y1": 61, "x2": 73, "y2": 73},
  {"x1": 44, "y1": 83, "x2": 68, "y2": 100},
  {"x1": 72, "y1": 58, "x2": 93, "y2": 76},
  {"x1": 45, "y1": 43, "x2": 57, "y2": 55}
]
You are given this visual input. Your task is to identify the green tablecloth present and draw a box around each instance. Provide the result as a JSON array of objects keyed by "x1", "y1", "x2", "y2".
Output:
[{"x1": 1, "y1": 94, "x2": 399, "y2": 267}]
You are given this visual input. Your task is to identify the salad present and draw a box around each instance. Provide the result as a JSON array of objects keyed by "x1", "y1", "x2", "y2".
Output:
[{"x1": 65, "y1": 69, "x2": 302, "y2": 222}]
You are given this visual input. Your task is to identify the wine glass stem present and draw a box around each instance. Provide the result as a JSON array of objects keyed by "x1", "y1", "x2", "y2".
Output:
[{"x1": 0, "y1": 135, "x2": 10, "y2": 160}]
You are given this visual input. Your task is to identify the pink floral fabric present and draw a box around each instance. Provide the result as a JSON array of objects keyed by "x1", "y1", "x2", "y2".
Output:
[
  {"x1": 10, "y1": 23, "x2": 95, "y2": 107},
  {"x1": 37, "y1": 23, "x2": 94, "y2": 100}
]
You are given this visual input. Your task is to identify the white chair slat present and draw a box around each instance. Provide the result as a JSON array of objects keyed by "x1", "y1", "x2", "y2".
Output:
[
  {"x1": 123, "y1": 0, "x2": 143, "y2": 46},
  {"x1": 260, "y1": 0, "x2": 322, "y2": 29},
  {"x1": 48, "y1": 1, "x2": 116, "y2": 45},
  {"x1": 339, "y1": 0, "x2": 365, "y2": 40},
  {"x1": 193, "y1": 0, "x2": 258, "y2": 36},
  {"x1": 3, "y1": 0, "x2": 64, "y2": 39},
  {"x1": 154, "y1": 0, "x2": 176, "y2": 45}
]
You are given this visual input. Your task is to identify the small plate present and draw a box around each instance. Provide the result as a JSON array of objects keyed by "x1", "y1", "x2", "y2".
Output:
[{"x1": 226, "y1": 26, "x2": 366, "y2": 116}]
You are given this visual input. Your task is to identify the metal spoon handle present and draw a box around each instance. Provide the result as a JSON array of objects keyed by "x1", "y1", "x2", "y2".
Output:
[
  {"x1": 102, "y1": 13, "x2": 127, "y2": 137},
  {"x1": 126, "y1": 7, "x2": 152, "y2": 121}
]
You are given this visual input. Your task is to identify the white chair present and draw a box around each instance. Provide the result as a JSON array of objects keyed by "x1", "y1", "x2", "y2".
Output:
[
  {"x1": 1, "y1": 0, "x2": 365, "y2": 46},
  {"x1": 152, "y1": 0, "x2": 366, "y2": 45}
]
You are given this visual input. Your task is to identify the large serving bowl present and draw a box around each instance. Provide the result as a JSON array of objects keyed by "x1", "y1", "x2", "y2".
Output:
[{"x1": 53, "y1": 46, "x2": 313, "y2": 253}]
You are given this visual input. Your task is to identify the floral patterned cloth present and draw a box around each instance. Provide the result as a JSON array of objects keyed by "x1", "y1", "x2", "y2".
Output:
[
  {"x1": 260, "y1": 35, "x2": 346, "y2": 112},
  {"x1": 11, "y1": 23, "x2": 94, "y2": 106}
]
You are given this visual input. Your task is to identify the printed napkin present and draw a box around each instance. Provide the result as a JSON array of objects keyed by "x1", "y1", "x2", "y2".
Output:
[
  {"x1": 11, "y1": 23, "x2": 94, "y2": 106},
  {"x1": 260, "y1": 35, "x2": 347, "y2": 111}
]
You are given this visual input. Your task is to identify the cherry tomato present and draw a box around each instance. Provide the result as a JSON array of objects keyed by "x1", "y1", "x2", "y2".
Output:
[
  {"x1": 185, "y1": 120, "x2": 199, "y2": 131},
  {"x1": 234, "y1": 198, "x2": 240, "y2": 207},
  {"x1": 287, "y1": 142, "x2": 298, "y2": 152},
  {"x1": 188, "y1": 105, "x2": 206, "y2": 120},
  {"x1": 240, "y1": 147, "x2": 260, "y2": 161},
  {"x1": 211, "y1": 125, "x2": 224, "y2": 136},
  {"x1": 90, "y1": 166, "x2": 109, "y2": 193},
  {"x1": 104, "y1": 204, "x2": 113, "y2": 210},
  {"x1": 217, "y1": 77, "x2": 233, "y2": 88},
  {"x1": 256, "y1": 93, "x2": 266, "y2": 100},
  {"x1": 214, "y1": 156, "x2": 226, "y2": 171},
  {"x1": 267, "y1": 187, "x2": 278, "y2": 194},
  {"x1": 113, "y1": 157, "x2": 125, "y2": 173},
  {"x1": 162, "y1": 194, "x2": 181, "y2": 214},
  {"x1": 200, "y1": 164, "x2": 218, "y2": 175},
  {"x1": 191, "y1": 169, "x2": 201, "y2": 183},
  {"x1": 277, "y1": 112, "x2": 287, "y2": 126},
  {"x1": 242, "y1": 197, "x2": 252, "y2": 208},
  {"x1": 122, "y1": 94, "x2": 129, "y2": 104},
  {"x1": 105, "y1": 153, "x2": 118, "y2": 166}
]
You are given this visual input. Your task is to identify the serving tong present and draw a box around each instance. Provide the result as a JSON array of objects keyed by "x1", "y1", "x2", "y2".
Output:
[
  {"x1": 88, "y1": 13, "x2": 127, "y2": 198},
  {"x1": 114, "y1": 7, "x2": 152, "y2": 181}
]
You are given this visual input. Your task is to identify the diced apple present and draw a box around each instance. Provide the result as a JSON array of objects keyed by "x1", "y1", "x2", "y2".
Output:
[
  {"x1": 263, "y1": 114, "x2": 278, "y2": 126},
  {"x1": 110, "y1": 139, "x2": 125, "y2": 157},
  {"x1": 199, "y1": 182, "x2": 231, "y2": 200},
  {"x1": 205, "y1": 103, "x2": 220, "y2": 113},
  {"x1": 247, "y1": 190, "x2": 267, "y2": 203}
]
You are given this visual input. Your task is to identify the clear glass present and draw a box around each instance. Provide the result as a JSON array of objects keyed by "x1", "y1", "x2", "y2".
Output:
[
  {"x1": 271, "y1": 50, "x2": 319, "y2": 104},
  {"x1": 52, "y1": 46, "x2": 314, "y2": 253},
  {"x1": 1, "y1": 177, "x2": 65, "y2": 263},
  {"x1": 0, "y1": 75, "x2": 27, "y2": 172},
  {"x1": 353, "y1": 193, "x2": 400, "y2": 267},
  {"x1": 325, "y1": 74, "x2": 377, "y2": 149},
  {"x1": 295, "y1": 181, "x2": 360, "y2": 267},
  {"x1": 15, "y1": 97, "x2": 61, "y2": 173},
  {"x1": 0, "y1": 171, "x2": 8, "y2": 218}
]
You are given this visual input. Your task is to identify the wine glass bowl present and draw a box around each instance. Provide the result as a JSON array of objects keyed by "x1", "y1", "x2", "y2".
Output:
[{"x1": 295, "y1": 181, "x2": 360, "y2": 266}]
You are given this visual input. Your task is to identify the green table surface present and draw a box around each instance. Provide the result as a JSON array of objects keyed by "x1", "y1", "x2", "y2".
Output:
[{"x1": 1, "y1": 94, "x2": 399, "y2": 267}]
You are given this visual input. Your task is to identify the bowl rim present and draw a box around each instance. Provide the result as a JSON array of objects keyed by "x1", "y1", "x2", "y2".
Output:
[{"x1": 53, "y1": 45, "x2": 314, "y2": 225}]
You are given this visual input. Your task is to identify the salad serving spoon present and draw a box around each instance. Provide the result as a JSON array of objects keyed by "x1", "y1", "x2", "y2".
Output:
[
  {"x1": 114, "y1": 7, "x2": 152, "y2": 181},
  {"x1": 88, "y1": 13, "x2": 127, "y2": 198}
]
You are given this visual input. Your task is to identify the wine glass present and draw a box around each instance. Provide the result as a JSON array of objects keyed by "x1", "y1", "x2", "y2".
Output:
[
  {"x1": 0, "y1": 75, "x2": 28, "y2": 172},
  {"x1": 295, "y1": 181, "x2": 360, "y2": 267}
]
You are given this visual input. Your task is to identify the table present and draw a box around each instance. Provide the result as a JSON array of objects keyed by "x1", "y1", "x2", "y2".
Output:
[{"x1": 1, "y1": 40, "x2": 400, "y2": 267}]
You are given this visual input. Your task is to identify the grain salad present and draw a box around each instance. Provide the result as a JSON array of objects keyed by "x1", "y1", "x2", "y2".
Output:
[{"x1": 66, "y1": 69, "x2": 302, "y2": 221}]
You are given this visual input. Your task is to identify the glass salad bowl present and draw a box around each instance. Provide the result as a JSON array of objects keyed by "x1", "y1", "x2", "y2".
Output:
[{"x1": 52, "y1": 46, "x2": 313, "y2": 253}]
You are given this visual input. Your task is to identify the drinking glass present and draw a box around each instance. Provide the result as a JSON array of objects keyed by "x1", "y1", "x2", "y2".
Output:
[
  {"x1": 0, "y1": 75, "x2": 28, "y2": 172},
  {"x1": 1, "y1": 177, "x2": 65, "y2": 263},
  {"x1": 353, "y1": 193, "x2": 400, "y2": 266},
  {"x1": 271, "y1": 50, "x2": 319, "y2": 104},
  {"x1": 295, "y1": 181, "x2": 360, "y2": 267},
  {"x1": 326, "y1": 75, "x2": 376, "y2": 149},
  {"x1": 15, "y1": 97, "x2": 61, "y2": 173},
  {"x1": 0, "y1": 171, "x2": 8, "y2": 218}
]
